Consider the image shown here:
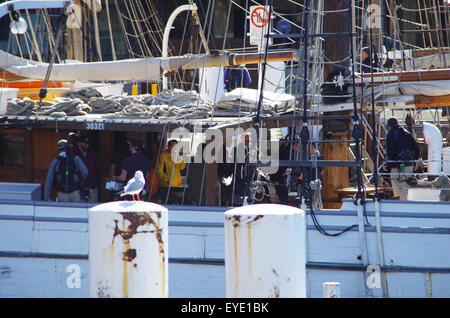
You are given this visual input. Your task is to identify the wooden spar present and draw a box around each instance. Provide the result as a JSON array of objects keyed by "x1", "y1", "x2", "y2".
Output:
[
  {"x1": 350, "y1": 68, "x2": 450, "y2": 85},
  {"x1": 414, "y1": 94, "x2": 450, "y2": 108},
  {"x1": 408, "y1": 47, "x2": 450, "y2": 58},
  {"x1": 91, "y1": 0, "x2": 102, "y2": 61},
  {"x1": 232, "y1": 51, "x2": 297, "y2": 65},
  {"x1": 0, "y1": 50, "x2": 298, "y2": 82},
  {"x1": 187, "y1": 0, "x2": 209, "y2": 55},
  {"x1": 177, "y1": 50, "x2": 298, "y2": 70},
  {"x1": 67, "y1": 0, "x2": 83, "y2": 62}
]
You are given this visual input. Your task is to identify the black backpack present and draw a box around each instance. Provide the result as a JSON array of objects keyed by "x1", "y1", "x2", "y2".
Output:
[
  {"x1": 53, "y1": 155, "x2": 82, "y2": 193},
  {"x1": 393, "y1": 128, "x2": 413, "y2": 166}
]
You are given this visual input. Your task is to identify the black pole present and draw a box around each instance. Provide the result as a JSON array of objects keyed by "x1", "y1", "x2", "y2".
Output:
[
  {"x1": 251, "y1": 0, "x2": 274, "y2": 202},
  {"x1": 39, "y1": 13, "x2": 68, "y2": 107},
  {"x1": 299, "y1": 0, "x2": 311, "y2": 206},
  {"x1": 348, "y1": 1, "x2": 363, "y2": 201}
]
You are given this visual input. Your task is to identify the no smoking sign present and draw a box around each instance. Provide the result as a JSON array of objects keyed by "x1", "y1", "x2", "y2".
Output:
[
  {"x1": 251, "y1": 7, "x2": 269, "y2": 28},
  {"x1": 248, "y1": 6, "x2": 273, "y2": 46}
]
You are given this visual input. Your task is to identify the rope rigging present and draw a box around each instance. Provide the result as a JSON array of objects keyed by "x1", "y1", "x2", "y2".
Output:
[{"x1": 2, "y1": 0, "x2": 447, "y2": 213}]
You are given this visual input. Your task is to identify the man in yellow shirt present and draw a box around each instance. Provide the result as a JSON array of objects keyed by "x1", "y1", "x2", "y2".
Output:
[{"x1": 155, "y1": 139, "x2": 186, "y2": 203}]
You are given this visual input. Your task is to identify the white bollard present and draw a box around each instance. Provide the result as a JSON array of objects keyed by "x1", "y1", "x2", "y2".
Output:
[
  {"x1": 88, "y1": 201, "x2": 168, "y2": 298},
  {"x1": 323, "y1": 282, "x2": 341, "y2": 298},
  {"x1": 224, "y1": 204, "x2": 306, "y2": 298}
]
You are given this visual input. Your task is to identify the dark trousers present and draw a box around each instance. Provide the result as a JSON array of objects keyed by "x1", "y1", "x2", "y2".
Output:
[{"x1": 274, "y1": 183, "x2": 289, "y2": 204}]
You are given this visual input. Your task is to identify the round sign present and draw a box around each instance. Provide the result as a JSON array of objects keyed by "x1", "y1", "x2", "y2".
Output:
[
  {"x1": 276, "y1": 19, "x2": 292, "y2": 34},
  {"x1": 250, "y1": 7, "x2": 269, "y2": 28}
]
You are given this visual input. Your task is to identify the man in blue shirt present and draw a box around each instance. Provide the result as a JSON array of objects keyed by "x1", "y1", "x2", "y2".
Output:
[
  {"x1": 44, "y1": 139, "x2": 88, "y2": 202},
  {"x1": 112, "y1": 139, "x2": 150, "y2": 199},
  {"x1": 224, "y1": 65, "x2": 252, "y2": 91}
]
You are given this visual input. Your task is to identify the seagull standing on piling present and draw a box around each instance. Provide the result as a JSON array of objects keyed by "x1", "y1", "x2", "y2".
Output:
[{"x1": 120, "y1": 170, "x2": 145, "y2": 201}]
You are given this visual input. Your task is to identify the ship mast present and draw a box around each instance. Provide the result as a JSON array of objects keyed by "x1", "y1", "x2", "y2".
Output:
[{"x1": 321, "y1": 0, "x2": 354, "y2": 209}]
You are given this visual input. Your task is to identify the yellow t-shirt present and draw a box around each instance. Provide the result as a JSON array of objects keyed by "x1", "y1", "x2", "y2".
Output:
[{"x1": 156, "y1": 151, "x2": 186, "y2": 187}]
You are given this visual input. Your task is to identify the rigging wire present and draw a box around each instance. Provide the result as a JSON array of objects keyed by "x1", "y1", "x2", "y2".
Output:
[
  {"x1": 165, "y1": 0, "x2": 218, "y2": 205},
  {"x1": 229, "y1": 0, "x2": 251, "y2": 207}
]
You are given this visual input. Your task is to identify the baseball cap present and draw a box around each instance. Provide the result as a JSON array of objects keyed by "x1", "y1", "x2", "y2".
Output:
[{"x1": 57, "y1": 139, "x2": 68, "y2": 148}]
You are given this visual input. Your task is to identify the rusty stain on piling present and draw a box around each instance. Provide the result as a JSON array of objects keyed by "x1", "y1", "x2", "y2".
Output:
[
  {"x1": 113, "y1": 211, "x2": 165, "y2": 297},
  {"x1": 122, "y1": 249, "x2": 136, "y2": 262},
  {"x1": 233, "y1": 224, "x2": 239, "y2": 296},
  {"x1": 155, "y1": 213, "x2": 166, "y2": 298},
  {"x1": 112, "y1": 211, "x2": 165, "y2": 262},
  {"x1": 225, "y1": 213, "x2": 266, "y2": 296},
  {"x1": 230, "y1": 215, "x2": 241, "y2": 228},
  {"x1": 272, "y1": 285, "x2": 280, "y2": 298},
  {"x1": 252, "y1": 215, "x2": 264, "y2": 223},
  {"x1": 123, "y1": 223, "x2": 129, "y2": 297},
  {"x1": 228, "y1": 214, "x2": 264, "y2": 227},
  {"x1": 425, "y1": 272, "x2": 433, "y2": 298}
]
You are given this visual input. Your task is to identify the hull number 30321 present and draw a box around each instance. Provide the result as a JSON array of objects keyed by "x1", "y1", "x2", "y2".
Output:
[{"x1": 86, "y1": 122, "x2": 105, "y2": 130}]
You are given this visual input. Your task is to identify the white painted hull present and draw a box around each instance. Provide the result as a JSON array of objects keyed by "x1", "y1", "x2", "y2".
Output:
[{"x1": 0, "y1": 199, "x2": 449, "y2": 297}]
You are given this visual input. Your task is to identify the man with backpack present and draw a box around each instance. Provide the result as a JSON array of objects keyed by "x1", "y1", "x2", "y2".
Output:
[
  {"x1": 44, "y1": 139, "x2": 88, "y2": 202},
  {"x1": 383, "y1": 117, "x2": 421, "y2": 200},
  {"x1": 224, "y1": 65, "x2": 251, "y2": 92}
]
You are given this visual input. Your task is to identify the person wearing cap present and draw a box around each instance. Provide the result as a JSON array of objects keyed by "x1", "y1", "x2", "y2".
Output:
[
  {"x1": 382, "y1": 116, "x2": 421, "y2": 200},
  {"x1": 67, "y1": 132, "x2": 79, "y2": 154},
  {"x1": 44, "y1": 139, "x2": 88, "y2": 202},
  {"x1": 112, "y1": 139, "x2": 150, "y2": 199},
  {"x1": 73, "y1": 135, "x2": 104, "y2": 202}
]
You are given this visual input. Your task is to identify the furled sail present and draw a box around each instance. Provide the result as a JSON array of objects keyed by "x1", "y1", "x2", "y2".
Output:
[
  {"x1": 0, "y1": 49, "x2": 161, "y2": 82},
  {"x1": 0, "y1": 49, "x2": 298, "y2": 82}
]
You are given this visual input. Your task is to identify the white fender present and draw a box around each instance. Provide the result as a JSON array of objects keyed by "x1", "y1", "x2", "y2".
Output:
[{"x1": 422, "y1": 122, "x2": 442, "y2": 175}]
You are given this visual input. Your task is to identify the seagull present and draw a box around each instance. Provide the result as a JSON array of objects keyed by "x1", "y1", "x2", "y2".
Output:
[{"x1": 120, "y1": 170, "x2": 145, "y2": 201}]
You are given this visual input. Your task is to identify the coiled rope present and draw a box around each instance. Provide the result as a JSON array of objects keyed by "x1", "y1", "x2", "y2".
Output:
[{"x1": 6, "y1": 88, "x2": 213, "y2": 119}]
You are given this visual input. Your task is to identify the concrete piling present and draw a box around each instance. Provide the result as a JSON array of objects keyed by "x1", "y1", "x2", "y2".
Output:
[{"x1": 88, "y1": 201, "x2": 168, "y2": 298}]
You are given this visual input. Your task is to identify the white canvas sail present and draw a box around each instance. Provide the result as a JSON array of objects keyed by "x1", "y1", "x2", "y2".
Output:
[
  {"x1": 0, "y1": 49, "x2": 298, "y2": 82},
  {"x1": 0, "y1": 49, "x2": 161, "y2": 82}
]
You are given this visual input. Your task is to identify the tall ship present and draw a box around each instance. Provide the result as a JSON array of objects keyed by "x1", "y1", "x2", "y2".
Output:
[{"x1": 0, "y1": 0, "x2": 449, "y2": 298}]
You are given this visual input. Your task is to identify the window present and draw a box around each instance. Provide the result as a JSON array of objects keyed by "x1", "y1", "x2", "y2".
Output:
[{"x1": 0, "y1": 133, "x2": 25, "y2": 167}]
